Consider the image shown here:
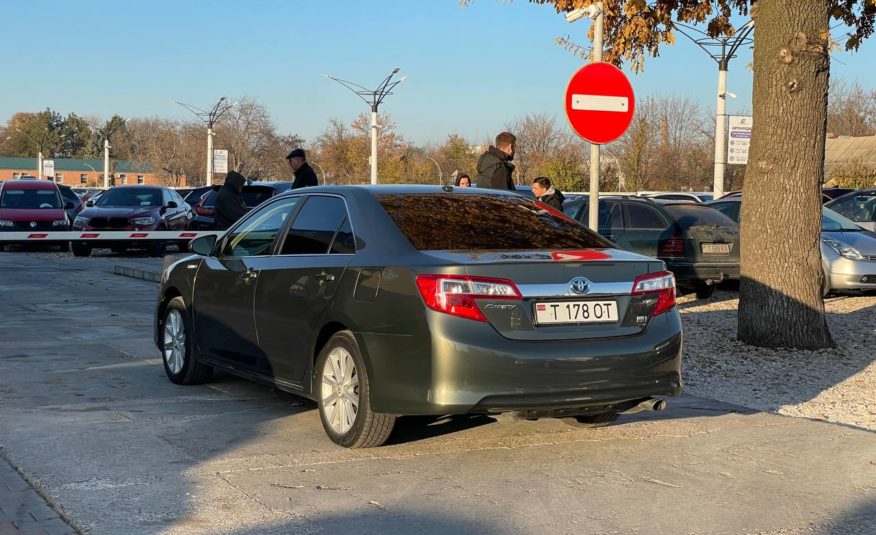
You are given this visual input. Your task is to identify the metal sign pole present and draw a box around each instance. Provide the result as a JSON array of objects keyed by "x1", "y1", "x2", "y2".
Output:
[{"x1": 588, "y1": 2, "x2": 604, "y2": 232}]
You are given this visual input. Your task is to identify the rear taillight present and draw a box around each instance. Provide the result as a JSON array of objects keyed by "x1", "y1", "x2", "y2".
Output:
[
  {"x1": 658, "y1": 235, "x2": 685, "y2": 258},
  {"x1": 415, "y1": 274, "x2": 521, "y2": 322},
  {"x1": 631, "y1": 271, "x2": 676, "y2": 316},
  {"x1": 195, "y1": 205, "x2": 214, "y2": 216}
]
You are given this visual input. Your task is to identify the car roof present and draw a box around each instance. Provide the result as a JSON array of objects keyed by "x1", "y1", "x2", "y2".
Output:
[
  {"x1": 1, "y1": 180, "x2": 59, "y2": 190},
  {"x1": 107, "y1": 185, "x2": 164, "y2": 191},
  {"x1": 707, "y1": 197, "x2": 741, "y2": 204}
]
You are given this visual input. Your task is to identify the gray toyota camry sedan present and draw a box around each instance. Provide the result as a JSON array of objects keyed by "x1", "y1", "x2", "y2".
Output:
[{"x1": 155, "y1": 186, "x2": 683, "y2": 448}]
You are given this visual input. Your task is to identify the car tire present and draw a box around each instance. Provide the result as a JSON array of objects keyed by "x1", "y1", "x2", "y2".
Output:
[
  {"x1": 563, "y1": 411, "x2": 619, "y2": 429},
  {"x1": 161, "y1": 297, "x2": 213, "y2": 385},
  {"x1": 821, "y1": 272, "x2": 831, "y2": 298},
  {"x1": 695, "y1": 283, "x2": 716, "y2": 299},
  {"x1": 316, "y1": 331, "x2": 396, "y2": 448},
  {"x1": 71, "y1": 242, "x2": 91, "y2": 257}
]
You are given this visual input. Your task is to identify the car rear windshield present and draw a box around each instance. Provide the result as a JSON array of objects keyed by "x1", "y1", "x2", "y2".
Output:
[
  {"x1": 97, "y1": 188, "x2": 161, "y2": 207},
  {"x1": 375, "y1": 193, "x2": 613, "y2": 251},
  {"x1": 0, "y1": 189, "x2": 62, "y2": 209},
  {"x1": 663, "y1": 204, "x2": 737, "y2": 229}
]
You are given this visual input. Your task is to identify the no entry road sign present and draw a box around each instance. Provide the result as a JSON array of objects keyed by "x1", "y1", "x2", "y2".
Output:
[{"x1": 565, "y1": 62, "x2": 635, "y2": 145}]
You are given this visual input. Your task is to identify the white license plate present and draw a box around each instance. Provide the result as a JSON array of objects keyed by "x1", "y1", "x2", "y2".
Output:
[
  {"x1": 702, "y1": 243, "x2": 731, "y2": 254},
  {"x1": 534, "y1": 300, "x2": 618, "y2": 325}
]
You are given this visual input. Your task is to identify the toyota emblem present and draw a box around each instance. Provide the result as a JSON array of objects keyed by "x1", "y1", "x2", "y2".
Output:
[
  {"x1": 29, "y1": 221, "x2": 37, "y2": 228},
  {"x1": 570, "y1": 277, "x2": 590, "y2": 295}
]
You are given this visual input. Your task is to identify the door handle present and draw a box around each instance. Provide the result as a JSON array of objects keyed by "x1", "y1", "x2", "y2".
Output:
[
  {"x1": 241, "y1": 268, "x2": 258, "y2": 284},
  {"x1": 316, "y1": 271, "x2": 336, "y2": 285}
]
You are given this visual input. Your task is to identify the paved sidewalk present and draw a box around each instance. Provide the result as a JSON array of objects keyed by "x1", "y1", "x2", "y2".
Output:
[{"x1": 0, "y1": 454, "x2": 76, "y2": 535}]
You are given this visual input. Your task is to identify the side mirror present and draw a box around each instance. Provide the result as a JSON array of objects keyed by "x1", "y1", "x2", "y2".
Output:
[
  {"x1": 189, "y1": 234, "x2": 217, "y2": 256},
  {"x1": 85, "y1": 200, "x2": 94, "y2": 207},
  {"x1": 166, "y1": 201, "x2": 178, "y2": 209},
  {"x1": 64, "y1": 201, "x2": 75, "y2": 210}
]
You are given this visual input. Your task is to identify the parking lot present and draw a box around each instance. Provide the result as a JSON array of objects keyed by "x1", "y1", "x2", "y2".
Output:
[{"x1": 0, "y1": 251, "x2": 874, "y2": 535}]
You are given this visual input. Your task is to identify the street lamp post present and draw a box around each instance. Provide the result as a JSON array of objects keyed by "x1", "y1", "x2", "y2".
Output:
[
  {"x1": 674, "y1": 20, "x2": 754, "y2": 199},
  {"x1": 14, "y1": 128, "x2": 47, "y2": 179},
  {"x1": 173, "y1": 97, "x2": 236, "y2": 186},
  {"x1": 323, "y1": 68, "x2": 406, "y2": 185},
  {"x1": 424, "y1": 155, "x2": 443, "y2": 184},
  {"x1": 310, "y1": 161, "x2": 327, "y2": 185}
]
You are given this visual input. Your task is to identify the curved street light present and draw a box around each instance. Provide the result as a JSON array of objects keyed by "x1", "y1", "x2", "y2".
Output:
[
  {"x1": 172, "y1": 97, "x2": 237, "y2": 186},
  {"x1": 424, "y1": 155, "x2": 443, "y2": 184},
  {"x1": 14, "y1": 128, "x2": 50, "y2": 179},
  {"x1": 674, "y1": 19, "x2": 754, "y2": 198},
  {"x1": 310, "y1": 161, "x2": 327, "y2": 185},
  {"x1": 322, "y1": 68, "x2": 406, "y2": 185}
]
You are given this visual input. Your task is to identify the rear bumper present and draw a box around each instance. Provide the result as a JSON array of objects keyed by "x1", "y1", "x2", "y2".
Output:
[
  {"x1": 665, "y1": 260, "x2": 739, "y2": 286},
  {"x1": 358, "y1": 310, "x2": 683, "y2": 415}
]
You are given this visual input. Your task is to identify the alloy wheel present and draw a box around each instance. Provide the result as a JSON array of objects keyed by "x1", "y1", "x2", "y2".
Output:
[
  {"x1": 321, "y1": 347, "x2": 360, "y2": 434},
  {"x1": 163, "y1": 309, "x2": 185, "y2": 375}
]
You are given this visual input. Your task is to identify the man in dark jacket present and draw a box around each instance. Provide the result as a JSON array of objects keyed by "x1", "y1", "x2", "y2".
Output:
[
  {"x1": 214, "y1": 171, "x2": 247, "y2": 230},
  {"x1": 476, "y1": 132, "x2": 516, "y2": 190},
  {"x1": 286, "y1": 148, "x2": 319, "y2": 189},
  {"x1": 531, "y1": 176, "x2": 565, "y2": 212}
]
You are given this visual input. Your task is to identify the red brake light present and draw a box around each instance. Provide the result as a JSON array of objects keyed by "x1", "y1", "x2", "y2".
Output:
[
  {"x1": 631, "y1": 271, "x2": 676, "y2": 316},
  {"x1": 658, "y1": 235, "x2": 685, "y2": 258},
  {"x1": 416, "y1": 274, "x2": 521, "y2": 322},
  {"x1": 195, "y1": 205, "x2": 214, "y2": 216}
]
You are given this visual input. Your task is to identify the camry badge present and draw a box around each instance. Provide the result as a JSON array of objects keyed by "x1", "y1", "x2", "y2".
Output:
[{"x1": 570, "y1": 277, "x2": 590, "y2": 295}]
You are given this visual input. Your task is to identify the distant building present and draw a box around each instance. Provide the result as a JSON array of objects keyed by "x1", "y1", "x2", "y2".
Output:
[
  {"x1": 0, "y1": 157, "x2": 185, "y2": 187},
  {"x1": 824, "y1": 134, "x2": 876, "y2": 174}
]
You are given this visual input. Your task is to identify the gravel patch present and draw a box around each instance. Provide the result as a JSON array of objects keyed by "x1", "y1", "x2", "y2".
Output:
[{"x1": 680, "y1": 290, "x2": 876, "y2": 431}]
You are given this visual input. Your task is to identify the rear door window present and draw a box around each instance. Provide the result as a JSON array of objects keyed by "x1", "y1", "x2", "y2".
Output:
[
  {"x1": 662, "y1": 205, "x2": 738, "y2": 229},
  {"x1": 375, "y1": 193, "x2": 612, "y2": 250},
  {"x1": 625, "y1": 203, "x2": 669, "y2": 229},
  {"x1": 280, "y1": 196, "x2": 351, "y2": 255}
]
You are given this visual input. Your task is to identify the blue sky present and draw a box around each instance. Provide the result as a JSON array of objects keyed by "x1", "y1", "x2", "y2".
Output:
[{"x1": 1, "y1": 0, "x2": 874, "y2": 145}]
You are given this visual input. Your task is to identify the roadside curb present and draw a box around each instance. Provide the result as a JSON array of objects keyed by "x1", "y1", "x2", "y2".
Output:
[{"x1": 113, "y1": 265, "x2": 161, "y2": 283}]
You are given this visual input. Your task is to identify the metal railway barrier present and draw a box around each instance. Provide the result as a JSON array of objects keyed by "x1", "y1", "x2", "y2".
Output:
[{"x1": 0, "y1": 231, "x2": 223, "y2": 241}]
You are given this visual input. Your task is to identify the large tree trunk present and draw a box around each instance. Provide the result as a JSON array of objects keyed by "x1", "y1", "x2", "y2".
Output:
[{"x1": 737, "y1": 0, "x2": 833, "y2": 349}]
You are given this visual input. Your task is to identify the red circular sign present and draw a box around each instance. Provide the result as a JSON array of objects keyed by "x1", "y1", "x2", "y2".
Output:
[{"x1": 564, "y1": 62, "x2": 635, "y2": 145}]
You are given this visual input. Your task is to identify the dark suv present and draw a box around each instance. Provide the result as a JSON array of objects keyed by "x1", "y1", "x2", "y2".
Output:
[
  {"x1": 189, "y1": 182, "x2": 293, "y2": 230},
  {"x1": 564, "y1": 196, "x2": 740, "y2": 297},
  {"x1": 71, "y1": 186, "x2": 191, "y2": 257}
]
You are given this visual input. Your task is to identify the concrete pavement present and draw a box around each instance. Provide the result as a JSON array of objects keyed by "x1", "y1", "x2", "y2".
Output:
[{"x1": 0, "y1": 252, "x2": 874, "y2": 534}]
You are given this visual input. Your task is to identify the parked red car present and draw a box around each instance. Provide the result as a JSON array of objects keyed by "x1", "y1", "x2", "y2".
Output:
[{"x1": 0, "y1": 180, "x2": 71, "y2": 251}]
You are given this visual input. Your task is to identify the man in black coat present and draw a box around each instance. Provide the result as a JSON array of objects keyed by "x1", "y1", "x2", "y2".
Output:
[
  {"x1": 476, "y1": 131, "x2": 516, "y2": 190},
  {"x1": 214, "y1": 171, "x2": 247, "y2": 230},
  {"x1": 531, "y1": 176, "x2": 566, "y2": 212},
  {"x1": 286, "y1": 148, "x2": 319, "y2": 189}
]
